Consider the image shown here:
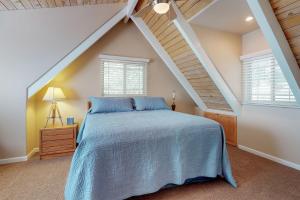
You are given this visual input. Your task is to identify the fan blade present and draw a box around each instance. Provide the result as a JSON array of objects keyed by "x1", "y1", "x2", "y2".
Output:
[{"x1": 134, "y1": 3, "x2": 153, "y2": 17}]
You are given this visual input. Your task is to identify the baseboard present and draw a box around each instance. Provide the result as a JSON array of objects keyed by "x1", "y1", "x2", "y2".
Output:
[
  {"x1": 0, "y1": 156, "x2": 27, "y2": 165},
  {"x1": 0, "y1": 148, "x2": 39, "y2": 165},
  {"x1": 2, "y1": 145, "x2": 299, "y2": 171},
  {"x1": 238, "y1": 145, "x2": 300, "y2": 171},
  {"x1": 27, "y1": 148, "x2": 39, "y2": 160}
]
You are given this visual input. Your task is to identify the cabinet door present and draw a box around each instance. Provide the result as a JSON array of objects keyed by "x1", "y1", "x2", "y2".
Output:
[
  {"x1": 217, "y1": 115, "x2": 237, "y2": 146},
  {"x1": 203, "y1": 112, "x2": 237, "y2": 146}
]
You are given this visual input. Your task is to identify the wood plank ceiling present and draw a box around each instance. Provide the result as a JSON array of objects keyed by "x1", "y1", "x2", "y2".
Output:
[
  {"x1": 270, "y1": 0, "x2": 300, "y2": 67},
  {"x1": 0, "y1": 0, "x2": 127, "y2": 11},
  {"x1": 138, "y1": 0, "x2": 232, "y2": 111}
]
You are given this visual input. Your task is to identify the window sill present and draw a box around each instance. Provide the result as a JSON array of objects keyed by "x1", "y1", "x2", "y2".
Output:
[{"x1": 242, "y1": 102, "x2": 300, "y2": 109}]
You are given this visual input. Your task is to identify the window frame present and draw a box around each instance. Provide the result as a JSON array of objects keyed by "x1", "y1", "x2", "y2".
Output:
[
  {"x1": 241, "y1": 50, "x2": 299, "y2": 108},
  {"x1": 99, "y1": 54, "x2": 149, "y2": 97}
]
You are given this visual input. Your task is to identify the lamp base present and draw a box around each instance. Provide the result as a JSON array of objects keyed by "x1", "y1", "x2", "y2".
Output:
[
  {"x1": 45, "y1": 102, "x2": 64, "y2": 128},
  {"x1": 171, "y1": 103, "x2": 176, "y2": 111}
]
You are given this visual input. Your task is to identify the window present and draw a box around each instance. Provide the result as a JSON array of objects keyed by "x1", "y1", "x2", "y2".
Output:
[
  {"x1": 100, "y1": 55, "x2": 148, "y2": 96},
  {"x1": 242, "y1": 52, "x2": 297, "y2": 106}
]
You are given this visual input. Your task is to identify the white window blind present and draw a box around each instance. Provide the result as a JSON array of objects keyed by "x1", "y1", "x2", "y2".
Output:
[
  {"x1": 100, "y1": 57, "x2": 147, "y2": 96},
  {"x1": 242, "y1": 52, "x2": 297, "y2": 106}
]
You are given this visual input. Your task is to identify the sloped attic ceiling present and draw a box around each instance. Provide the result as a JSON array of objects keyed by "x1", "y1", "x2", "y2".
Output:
[
  {"x1": 133, "y1": 0, "x2": 241, "y2": 114},
  {"x1": 27, "y1": 0, "x2": 241, "y2": 114},
  {"x1": 0, "y1": 0, "x2": 127, "y2": 11},
  {"x1": 270, "y1": 0, "x2": 300, "y2": 68}
]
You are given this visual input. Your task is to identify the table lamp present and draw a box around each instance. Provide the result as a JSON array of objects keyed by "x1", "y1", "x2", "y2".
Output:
[
  {"x1": 43, "y1": 87, "x2": 65, "y2": 127},
  {"x1": 171, "y1": 90, "x2": 176, "y2": 111}
]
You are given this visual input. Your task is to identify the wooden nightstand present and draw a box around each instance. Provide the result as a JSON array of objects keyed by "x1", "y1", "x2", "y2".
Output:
[{"x1": 40, "y1": 124, "x2": 78, "y2": 160}]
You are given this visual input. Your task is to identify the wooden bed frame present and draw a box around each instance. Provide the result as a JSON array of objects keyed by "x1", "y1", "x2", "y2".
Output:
[{"x1": 88, "y1": 101, "x2": 92, "y2": 110}]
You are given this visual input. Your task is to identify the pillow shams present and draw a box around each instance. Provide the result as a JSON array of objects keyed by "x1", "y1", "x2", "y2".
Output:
[
  {"x1": 133, "y1": 96, "x2": 170, "y2": 111},
  {"x1": 89, "y1": 97, "x2": 133, "y2": 114}
]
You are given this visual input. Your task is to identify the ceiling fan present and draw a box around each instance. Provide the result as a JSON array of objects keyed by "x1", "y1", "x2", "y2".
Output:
[{"x1": 135, "y1": 0, "x2": 184, "y2": 21}]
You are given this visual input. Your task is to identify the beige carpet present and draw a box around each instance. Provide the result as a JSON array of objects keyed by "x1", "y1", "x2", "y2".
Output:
[{"x1": 0, "y1": 146, "x2": 299, "y2": 200}]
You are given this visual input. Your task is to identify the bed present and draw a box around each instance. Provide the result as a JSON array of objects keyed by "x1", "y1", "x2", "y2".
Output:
[{"x1": 65, "y1": 98, "x2": 236, "y2": 200}]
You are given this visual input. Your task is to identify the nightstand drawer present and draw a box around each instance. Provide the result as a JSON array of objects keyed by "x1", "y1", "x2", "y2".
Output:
[
  {"x1": 42, "y1": 139, "x2": 74, "y2": 148},
  {"x1": 42, "y1": 143, "x2": 74, "y2": 154},
  {"x1": 40, "y1": 125, "x2": 78, "y2": 159},
  {"x1": 42, "y1": 129, "x2": 74, "y2": 141}
]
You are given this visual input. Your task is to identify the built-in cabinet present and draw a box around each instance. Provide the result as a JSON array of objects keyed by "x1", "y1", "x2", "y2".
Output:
[{"x1": 203, "y1": 112, "x2": 237, "y2": 146}]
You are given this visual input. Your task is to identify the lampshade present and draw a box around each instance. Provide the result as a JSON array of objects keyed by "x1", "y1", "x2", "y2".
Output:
[
  {"x1": 172, "y1": 90, "x2": 176, "y2": 99},
  {"x1": 43, "y1": 87, "x2": 65, "y2": 102},
  {"x1": 153, "y1": 2, "x2": 170, "y2": 14}
]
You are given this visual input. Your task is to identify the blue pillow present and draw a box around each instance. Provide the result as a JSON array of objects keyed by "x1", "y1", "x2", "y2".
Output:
[
  {"x1": 133, "y1": 96, "x2": 170, "y2": 111},
  {"x1": 89, "y1": 97, "x2": 133, "y2": 114}
]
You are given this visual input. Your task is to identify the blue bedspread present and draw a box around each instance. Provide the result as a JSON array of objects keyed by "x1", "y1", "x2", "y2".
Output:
[{"x1": 65, "y1": 110, "x2": 236, "y2": 200}]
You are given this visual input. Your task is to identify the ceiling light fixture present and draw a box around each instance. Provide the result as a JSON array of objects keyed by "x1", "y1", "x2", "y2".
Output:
[
  {"x1": 245, "y1": 16, "x2": 254, "y2": 22},
  {"x1": 153, "y1": 0, "x2": 170, "y2": 14}
]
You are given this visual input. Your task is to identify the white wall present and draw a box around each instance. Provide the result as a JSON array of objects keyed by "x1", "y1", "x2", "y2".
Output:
[
  {"x1": 238, "y1": 105, "x2": 300, "y2": 164},
  {"x1": 193, "y1": 26, "x2": 300, "y2": 165},
  {"x1": 0, "y1": 5, "x2": 124, "y2": 159},
  {"x1": 239, "y1": 29, "x2": 300, "y2": 165},
  {"x1": 192, "y1": 25, "x2": 242, "y2": 101},
  {"x1": 242, "y1": 29, "x2": 270, "y2": 54}
]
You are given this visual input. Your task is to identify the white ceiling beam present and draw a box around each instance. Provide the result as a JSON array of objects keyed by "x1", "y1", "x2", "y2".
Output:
[
  {"x1": 131, "y1": 15, "x2": 207, "y2": 111},
  {"x1": 171, "y1": 1, "x2": 241, "y2": 115},
  {"x1": 246, "y1": 0, "x2": 300, "y2": 104},
  {"x1": 27, "y1": 6, "x2": 127, "y2": 98},
  {"x1": 124, "y1": 0, "x2": 138, "y2": 23},
  {"x1": 187, "y1": 0, "x2": 220, "y2": 23}
]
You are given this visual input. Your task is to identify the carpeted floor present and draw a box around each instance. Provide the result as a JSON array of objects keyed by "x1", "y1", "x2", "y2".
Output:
[{"x1": 0, "y1": 146, "x2": 299, "y2": 200}]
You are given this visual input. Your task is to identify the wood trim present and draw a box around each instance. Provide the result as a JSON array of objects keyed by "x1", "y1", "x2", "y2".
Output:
[{"x1": 0, "y1": 0, "x2": 127, "y2": 11}]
